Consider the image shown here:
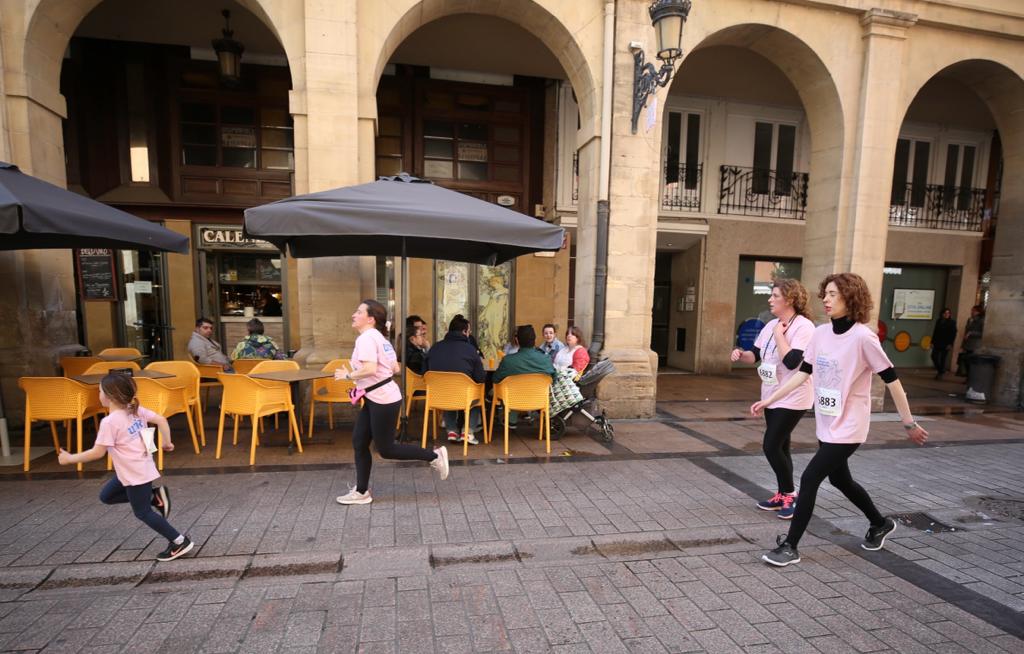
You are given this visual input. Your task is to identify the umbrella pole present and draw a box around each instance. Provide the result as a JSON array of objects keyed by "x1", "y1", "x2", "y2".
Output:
[{"x1": 397, "y1": 240, "x2": 411, "y2": 442}]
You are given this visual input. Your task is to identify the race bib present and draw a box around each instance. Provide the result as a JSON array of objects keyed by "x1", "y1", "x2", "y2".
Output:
[
  {"x1": 757, "y1": 363, "x2": 778, "y2": 386},
  {"x1": 815, "y1": 388, "x2": 842, "y2": 417}
]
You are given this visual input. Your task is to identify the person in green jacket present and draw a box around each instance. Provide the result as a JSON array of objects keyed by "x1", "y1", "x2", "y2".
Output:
[{"x1": 493, "y1": 325, "x2": 555, "y2": 428}]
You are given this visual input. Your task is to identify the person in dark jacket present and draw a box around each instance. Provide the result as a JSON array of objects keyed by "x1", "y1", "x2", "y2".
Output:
[
  {"x1": 930, "y1": 308, "x2": 957, "y2": 379},
  {"x1": 492, "y1": 325, "x2": 555, "y2": 429},
  {"x1": 401, "y1": 315, "x2": 430, "y2": 374},
  {"x1": 958, "y1": 305, "x2": 985, "y2": 377},
  {"x1": 424, "y1": 315, "x2": 485, "y2": 444}
]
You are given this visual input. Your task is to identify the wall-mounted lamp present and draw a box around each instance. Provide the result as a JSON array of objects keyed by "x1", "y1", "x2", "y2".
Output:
[
  {"x1": 212, "y1": 9, "x2": 245, "y2": 86},
  {"x1": 631, "y1": 0, "x2": 691, "y2": 133}
]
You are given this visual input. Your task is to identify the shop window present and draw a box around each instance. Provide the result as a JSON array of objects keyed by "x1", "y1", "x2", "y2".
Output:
[{"x1": 179, "y1": 101, "x2": 293, "y2": 171}]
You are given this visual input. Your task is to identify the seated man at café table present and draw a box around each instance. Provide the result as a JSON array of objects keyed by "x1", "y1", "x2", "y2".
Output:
[
  {"x1": 188, "y1": 317, "x2": 233, "y2": 372},
  {"x1": 539, "y1": 323, "x2": 565, "y2": 361},
  {"x1": 402, "y1": 314, "x2": 431, "y2": 375},
  {"x1": 492, "y1": 324, "x2": 556, "y2": 428},
  {"x1": 231, "y1": 318, "x2": 284, "y2": 360},
  {"x1": 423, "y1": 314, "x2": 485, "y2": 445}
]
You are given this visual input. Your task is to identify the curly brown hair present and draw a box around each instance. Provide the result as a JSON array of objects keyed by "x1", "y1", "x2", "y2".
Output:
[
  {"x1": 772, "y1": 278, "x2": 812, "y2": 320},
  {"x1": 818, "y1": 272, "x2": 874, "y2": 324}
]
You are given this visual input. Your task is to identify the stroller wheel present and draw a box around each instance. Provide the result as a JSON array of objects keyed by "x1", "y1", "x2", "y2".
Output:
[
  {"x1": 550, "y1": 415, "x2": 567, "y2": 440},
  {"x1": 598, "y1": 418, "x2": 614, "y2": 443}
]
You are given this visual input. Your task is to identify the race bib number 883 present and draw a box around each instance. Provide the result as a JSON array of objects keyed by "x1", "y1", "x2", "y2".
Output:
[{"x1": 815, "y1": 388, "x2": 842, "y2": 417}]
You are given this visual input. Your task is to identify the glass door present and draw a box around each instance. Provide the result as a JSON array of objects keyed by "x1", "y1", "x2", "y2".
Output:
[
  {"x1": 434, "y1": 260, "x2": 513, "y2": 362},
  {"x1": 119, "y1": 250, "x2": 170, "y2": 359}
]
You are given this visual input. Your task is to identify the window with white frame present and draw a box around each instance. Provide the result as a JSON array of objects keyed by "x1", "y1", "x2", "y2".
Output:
[
  {"x1": 556, "y1": 82, "x2": 579, "y2": 210},
  {"x1": 942, "y1": 142, "x2": 978, "y2": 209},
  {"x1": 752, "y1": 121, "x2": 797, "y2": 195},
  {"x1": 664, "y1": 110, "x2": 702, "y2": 189},
  {"x1": 891, "y1": 137, "x2": 931, "y2": 207}
]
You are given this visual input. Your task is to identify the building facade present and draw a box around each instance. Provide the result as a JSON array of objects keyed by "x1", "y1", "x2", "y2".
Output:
[{"x1": 1, "y1": 0, "x2": 1022, "y2": 425}]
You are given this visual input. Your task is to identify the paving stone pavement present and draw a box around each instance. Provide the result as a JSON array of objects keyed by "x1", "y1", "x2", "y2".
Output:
[{"x1": 0, "y1": 435, "x2": 1022, "y2": 651}]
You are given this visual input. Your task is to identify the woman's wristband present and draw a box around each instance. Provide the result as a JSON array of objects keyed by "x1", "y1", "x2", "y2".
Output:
[{"x1": 902, "y1": 420, "x2": 919, "y2": 431}]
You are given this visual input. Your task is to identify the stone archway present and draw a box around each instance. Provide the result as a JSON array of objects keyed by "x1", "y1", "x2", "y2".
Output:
[
  {"x1": 898, "y1": 59, "x2": 1024, "y2": 406},
  {"x1": 665, "y1": 22, "x2": 846, "y2": 372}
]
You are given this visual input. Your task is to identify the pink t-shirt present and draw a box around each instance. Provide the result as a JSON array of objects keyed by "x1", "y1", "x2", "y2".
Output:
[
  {"x1": 753, "y1": 315, "x2": 814, "y2": 410},
  {"x1": 351, "y1": 329, "x2": 402, "y2": 404},
  {"x1": 803, "y1": 322, "x2": 894, "y2": 444},
  {"x1": 95, "y1": 406, "x2": 161, "y2": 486}
]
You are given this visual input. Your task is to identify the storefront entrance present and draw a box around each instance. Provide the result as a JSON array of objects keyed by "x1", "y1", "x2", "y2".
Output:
[
  {"x1": 118, "y1": 250, "x2": 172, "y2": 359},
  {"x1": 195, "y1": 225, "x2": 288, "y2": 353}
]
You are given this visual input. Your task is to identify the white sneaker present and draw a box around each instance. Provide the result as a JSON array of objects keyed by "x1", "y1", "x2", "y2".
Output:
[
  {"x1": 462, "y1": 433, "x2": 480, "y2": 446},
  {"x1": 336, "y1": 486, "x2": 372, "y2": 505},
  {"x1": 431, "y1": 446, "x2": 450, "y2": 481}
]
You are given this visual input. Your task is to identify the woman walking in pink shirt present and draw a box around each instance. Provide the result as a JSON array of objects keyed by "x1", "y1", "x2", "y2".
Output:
[
  {"x1": 58, "y1": 374, "x2": 193, "y2": 562},
  {"x1": 751, "y1": 273, "x2": 928, "y2": 567},
  {"x1": 334, "y1": 300, "x2": 449, "y2": 506},
  {"x1": 731, "y1": 278, "x2": 815, "y2": 520}
]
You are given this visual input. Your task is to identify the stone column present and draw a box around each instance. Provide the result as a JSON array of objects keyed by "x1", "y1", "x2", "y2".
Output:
[
  {"x1": 593, "y1": 1, "x2": 663, "y2": 418},
  {"x1": 292, "y1": 0, "x2": 373, "y2": 371}
]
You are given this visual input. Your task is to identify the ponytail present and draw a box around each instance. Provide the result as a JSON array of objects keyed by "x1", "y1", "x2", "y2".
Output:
[{"x1": 99, "y1": 373, "x2": 139, "y2": 416}]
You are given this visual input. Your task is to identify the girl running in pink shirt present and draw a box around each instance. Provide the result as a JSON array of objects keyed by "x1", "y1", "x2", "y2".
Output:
[
  {"x1": 731, "y1": 278, "x2": 815, "y2": 520},
  {"x1": 58, "y1": 373, "x2": 193, "y2": 562},
  {"x1": 751, "y1": 273, "x2": 928, "y2": 567}
]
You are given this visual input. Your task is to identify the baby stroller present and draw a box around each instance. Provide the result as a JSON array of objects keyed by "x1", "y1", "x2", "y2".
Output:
[{"x1": 549, "y1": 359, "x2": 615, "y2": 442}]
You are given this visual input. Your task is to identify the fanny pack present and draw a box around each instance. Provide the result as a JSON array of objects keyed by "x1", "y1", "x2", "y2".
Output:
[{"x1": 348, "y1": 378, "x2": 393, "y2": 406}]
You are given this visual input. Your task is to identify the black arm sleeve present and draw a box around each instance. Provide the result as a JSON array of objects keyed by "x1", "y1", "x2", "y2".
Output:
[
  {"x1": 750, "y1": 345, "x2": 761, "y2": 363},
  {"x1": 782, "y1": 349, "x2": 804, "y2": 370},
  {"x1": 799, "y1": 361, "x2": 813, "y2": 375},
  {"x1": 878, "y1": 367, "x2": 898, "y2": 383}
]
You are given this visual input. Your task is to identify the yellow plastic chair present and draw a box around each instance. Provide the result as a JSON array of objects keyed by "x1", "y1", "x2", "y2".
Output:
[
  {"x1": 249, "y1": 360, "x2": 300, "y2": 432},
  {"x1": 195, "y1": 361, "x2": 224, "y2": 417},
  {"x1": 216, "y1": 372, "x2": 302, "y2": 465},
  {"x1": 489, "y1": 374, "x2": 553, "y2": 455},
  {"x1": 82, "y1": 361, "x2": 141, "y2": 375},
  {"x1": 60, "y1": 356, "x2": 103, "y2": 379},
  {"x1": 404, "y1": 368, "x2": 428, "y2": 422},
  {"x1": 18, "y1": 377, "x2": 104, "y2": 472},
  {"x1": 135, "y1": 377, "x2": 202, "y2": 469},
  {"x1": 146, "y1": 361, "x2": 205, "y2": 446},
  {"x1": 421, "y1": 371, "x2": 489, "y2": 457},
  {"x1": 97, "y1": 347, "x2": 143, "y2": 359},
  {"x1": 231, "y1": 359, "x2": 263, "y2": 374},
  {"x1": 308, "y1": 359, "x2": 353, "y2": 438}
]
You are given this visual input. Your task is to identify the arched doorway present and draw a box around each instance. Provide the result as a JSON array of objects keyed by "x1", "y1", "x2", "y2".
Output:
[
  {"x1": 661, "y1": 24, "x2": 844, "y2": 374},
  {"x1": 369, "y1": 9, "x2": 595, "y2": 362},
  {"x1": 894, "y1": 59, "x2": 1024, "y2": 404},
  {"x1": 48, "y1": 0, "x2": 296, "y2": 360}
]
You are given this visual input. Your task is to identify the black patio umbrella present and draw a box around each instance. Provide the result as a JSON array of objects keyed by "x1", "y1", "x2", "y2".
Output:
[
  {"x1": 244, "y1": 173, "x2": 565, "y2": 439},
  {"x1": 0, "y1": 161, "x2": 189, "y2": 254}
]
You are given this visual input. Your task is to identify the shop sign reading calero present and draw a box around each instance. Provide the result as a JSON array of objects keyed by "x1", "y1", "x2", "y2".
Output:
[{"x1": 198, "y1": 225, "x2": 277, "y2": 251}]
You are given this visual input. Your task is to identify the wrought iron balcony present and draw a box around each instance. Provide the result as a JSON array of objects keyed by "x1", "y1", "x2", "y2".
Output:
[
  {"x1": 889, "y1": 183, "x2": 985, "y2": 231},
  {"x1": 571, "y1": 151, "x2": 579, "y2": 204},
  {"x1": 718, "y1": 165, "x2": 808, "y2": 220},
  {"x1": 661, "y1": 162, "x2": 702, "y2": 212}
]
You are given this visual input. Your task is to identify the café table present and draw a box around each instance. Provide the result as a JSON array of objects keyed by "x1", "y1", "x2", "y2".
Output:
[
  {"x1": 72, "y1": 370, "x2": 175, "y2": 385},
  {"x1": 249, "y1": 369, "x2": 334, "y2": 452}
]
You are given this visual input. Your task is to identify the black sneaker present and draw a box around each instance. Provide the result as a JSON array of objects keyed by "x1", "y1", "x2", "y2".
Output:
[
  {"x1": 156, "y1": 536, "x2": 193, "y2": 562},
  {"x1": 762, "y1": 535, "x2": 800, "y2": 567},
  {"x1": 152, "y1": 486, "x2": 171, "y2": 519},
  {"x1": 862, "y1": 517, "x2": 896, "y2": 551}
]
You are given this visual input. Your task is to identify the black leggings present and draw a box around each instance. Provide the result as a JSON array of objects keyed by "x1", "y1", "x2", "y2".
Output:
[
  {"x1": 762, "y1": 408, "x2": 804, "y2": 495},
  {"x1": 354, "y1": 398, "x2": 437, "y2": 493},
  {"x1": 100, "y1": 477, "x2": 180, "y2": 542},
  {"x1": 786, "y1": 441, "x2": 884, "y2": 547}
]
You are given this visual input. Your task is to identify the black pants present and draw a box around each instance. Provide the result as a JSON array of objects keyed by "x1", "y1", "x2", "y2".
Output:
[
  {"x1": 786, "y1": 441, "x2": 884, "y2": 547},
  {"x1": 762, "y1": 408, "x2": 804, "y2": 495},
  {"x1": 100, "y1": 477, "x2": 180, "y2": 542},
  {"x1": 931, "y1": 346, "x2": 949, "y2": 375},
  {"x1": 354, "y1": 398, "x2": 437, "y2": 493}
]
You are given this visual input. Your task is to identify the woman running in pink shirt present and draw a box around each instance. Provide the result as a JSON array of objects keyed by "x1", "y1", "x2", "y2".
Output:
[
  {"x1": 751, "y1": 273, "x2": 928, "y2": 567},
  {"x1": 58, "y1": 373, "x2": 193, "y2": 562},
  {"x1": 731, "y1": 278, "x2": 815, "y2": 520}
]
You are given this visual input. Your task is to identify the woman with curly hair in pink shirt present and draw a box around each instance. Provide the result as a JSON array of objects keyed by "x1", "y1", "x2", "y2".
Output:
[{"x1": 751, "y1": 273, "x2": 928, "y2": 567}]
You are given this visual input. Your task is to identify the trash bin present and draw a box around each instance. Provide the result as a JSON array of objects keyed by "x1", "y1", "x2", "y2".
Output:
[{"x1": 965, "y1": 354, "x2": 1000, "y2": 403}]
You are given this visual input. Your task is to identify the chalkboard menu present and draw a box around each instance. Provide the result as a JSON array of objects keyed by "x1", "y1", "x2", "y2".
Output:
[{"x1": 76, "y1": 248, "x2": 118, "y2": 301}]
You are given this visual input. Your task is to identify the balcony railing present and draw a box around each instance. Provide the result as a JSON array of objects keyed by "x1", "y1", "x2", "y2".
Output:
[
  {"x1": 889, "y1": 183, "x2": 985, "y2": 231},
  {"x1": 719, "y1": 165, "x2": 808, "y2": 220},
  {"x1": 661, "y1": 163, "x2": 702, "y2": 212},
  {"x1": 571, "y1": 151, "x2": 579, "y2": 204}
]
